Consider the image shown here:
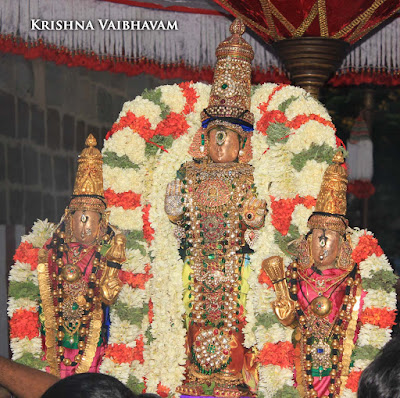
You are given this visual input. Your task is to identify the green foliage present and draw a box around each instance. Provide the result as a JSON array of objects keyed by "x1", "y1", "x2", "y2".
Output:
[
  {"x1": 145, "y1": 325, "x2": 155, "y2": 345},
  {"x1": 145, "y1": 135, "x2": 174, "y2": 157},
  {"x1": 266, "y1": 123, "x2": 290, "y2": 145},
  {"x1": 352, "y1": 345, "x2": 380, "y2": 361},
  {"x1": 126, "y1": 375, "x2": 146, "y2": 394},
  {"x1": 9, "y1": 281, "x2": 39, "y2": 301},
  {"x1": 113, "y1": 302, "x2": 149, "y2": 326},
  {"x1": 125, "y1": 230, "x2": 147, "y2": 255},
  {"x1": 201, "y1": 381, "x2": 215, "y2": 395},
  {"x1": 278, "y1": 96, "x2": 298, "y2": 113},
  {"x1": 255, "y1": 312, "x2": 280, "y2": 330},
  {"x1": 103, "y1": 151, "x2": 140, "y2": 170},
  {"x1": 362, "y1": 270, "x2": 398, "y2": 293},
  {"x1": 15, "y1": 353, "x2": 46, "y2": 370},
  {"x1": 275, "y1": 225, "x2": 300, "y2": 256},
  {"x1": 291, "y1": 143, "x2": 336, "y2": 172},
  {"x1": 273, "y1": 385, "x2": 301, "y2": 398},
  {"x1": 142, "y1": 88, "x2": 170, "y2": 119}
]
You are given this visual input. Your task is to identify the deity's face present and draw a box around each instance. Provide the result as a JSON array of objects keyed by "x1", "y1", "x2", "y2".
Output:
[
  {"x1": 311, "y1": 228, "x2": 340, "y2": 270},
  {"x1": 71, "y1": 210, "x2": 101, "y2": 245},
  {"x1": 208, "y1": 126, "x2": 240, "y2": 163}
]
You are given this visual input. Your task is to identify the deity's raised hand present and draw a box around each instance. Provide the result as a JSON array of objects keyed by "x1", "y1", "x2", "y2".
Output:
[{"x1": 164, "y1": 179, "x2": 184, "y2": 223}]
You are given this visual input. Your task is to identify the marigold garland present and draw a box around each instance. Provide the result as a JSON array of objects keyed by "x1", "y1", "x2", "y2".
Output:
[
  {"x1": 359, "y1": 307, "x2": 397, "y2": 328},
  {"x1": 179, "y1": 82, "x2": 199, "y2": 114},
  {"x1": 345, "y1": 370, "x2": 363, "y2": 392},
  {"x1": 142, "y1": 205, "x2": 155, "y2": 243},
  {"x1": 154, "y1": 112, "x2": 190, "y2": 139},
  {"x1": 9, "y1": 309, "x2": 40, "y2": 340},
  {"x1": 352, "y1": 234, "x2": 384, "y2": 263},
  {"x1": 14, "y1": 242, "x2": 39, "y2": 271},
  {"x1": 104, "y1": 188, "x2": 142, "y2": 210},
  {"x1": 257, "y1": 341, "x2": 295, "y2": 368}
]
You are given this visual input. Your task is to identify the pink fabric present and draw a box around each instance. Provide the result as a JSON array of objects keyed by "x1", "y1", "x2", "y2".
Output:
[{"x1": 296, "y1": 267, "x2": 349, "y2": 397}]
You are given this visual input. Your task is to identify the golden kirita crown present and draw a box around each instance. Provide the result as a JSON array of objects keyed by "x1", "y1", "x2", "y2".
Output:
[
  {"x1": 201, "y1": 19, "x2": 254, "y2": 129},
  {"x1": 307, "y1": 151, "x2": 348, "y2": 234},
  {"x1": 69, "y1": 134, "x2": 106, "y2": 213}
]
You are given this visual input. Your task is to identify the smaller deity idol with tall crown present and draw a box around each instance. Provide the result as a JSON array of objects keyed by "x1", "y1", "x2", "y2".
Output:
[
  {"x1": 37, "y1": 134, "x2": 126, "y2": 377},
  {"x1": 165, "y1": 19, "x2": 266, "y2": 398},
  {"x1": 263, "y1": 152, "x2": 366, "y2": 398}
]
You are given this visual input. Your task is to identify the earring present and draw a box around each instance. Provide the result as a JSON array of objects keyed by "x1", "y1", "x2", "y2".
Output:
[
  {"x1": 296, "y1": 235, "x2": 313, "y2": 271},
  {"x1": 337, "y1": 237, "x2": 354, "y2": 270}
]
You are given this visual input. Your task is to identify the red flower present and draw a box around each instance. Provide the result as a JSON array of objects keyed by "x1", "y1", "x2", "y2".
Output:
[
  {"x1": 14, "y1": 241, "x2": 39, "y2": 271},
  {"x1": 154, "y1": 112, "x2": 190, "y2": 139},
  {"x1": 360, "y1": 307, "x2": 396, "y2": 328},
  {"x1": 104, "y1": 189, "x2": 141, "y2": 210},
  {"x1": 179, "y1": 82, "x2": 199, "y2": 115},
  {"x1": 148, "y1": 299, "x2": 154, "y2": 324},
  {"x1": 346, "y1": 370, "x2": 362, "y2": 392},
  {"x1": 105, "y1": 336, "x2": 144, "y2": 364},
  {"x1": 106, "y1": 111, "x2": 154, "y2": 141},
  {"x1": 10, "y1": 309, "x2": 39, "y2": 340},
  {"x1": 119, "y1": 267, "x2": 153, "y2": 290},
  {"x1": 257, "y1": 341, "x2": 295, "y2": 368},
  {"x1": 288, "y1": 114, "x2": 335, "y2": 130},
  {"x1": 142, "y1": 204, "x2": 155, "y2": 243},
  {"x1": 256, "y1": 110, "x2": 287, "y2": 135},
  {"x1": 352, "y1": 234, "x2": 384, "y2": 264},
  {"x1": 156, "y1": 383, "x2": 170, "y2": 398},
  {"x1": 258, "y1": 269, "x2": 273, "y2": 288}
]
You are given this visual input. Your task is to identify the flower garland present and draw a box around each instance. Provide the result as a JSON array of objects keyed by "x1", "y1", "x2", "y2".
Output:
[{"x1": 9, "y1": 83, "x2": 396, "y2": 397}]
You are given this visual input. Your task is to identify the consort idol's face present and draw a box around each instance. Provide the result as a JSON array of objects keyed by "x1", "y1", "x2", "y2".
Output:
[
  {"x1": 71, "y1": 210, "x2": 101, "y2": 245},
  {"x1": 208, "y1": 126, "x2": 240, "y2": 163},
  {"x1": 311, "y1": 228, "x2": 340, "y2": 270}
]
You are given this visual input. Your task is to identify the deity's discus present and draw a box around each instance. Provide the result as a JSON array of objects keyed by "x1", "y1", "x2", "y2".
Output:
[{"x1": 310, "y1": 296, "x2": 332, "y2": 318}]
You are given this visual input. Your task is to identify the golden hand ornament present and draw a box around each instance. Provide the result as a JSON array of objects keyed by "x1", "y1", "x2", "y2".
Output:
[
  {"x1": 242, "y1": 196, "x2": 266, "y2": 229},
  {"x1": 262, "y1": 256, "x2": 296, "y2": 328},
  {"x1": 165, "y1": 180, "x2": 184, "y2": 223},
  {"x1": 105, "y1": 233, "x2": 127, "y2": 264}
]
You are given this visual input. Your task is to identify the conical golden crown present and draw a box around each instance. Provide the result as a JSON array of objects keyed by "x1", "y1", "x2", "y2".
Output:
[
  {"x1": 201, "y1": 18, "x2": 254, "y2": 127},
  {"x1": 73, "y1": 134, "x2": 104, "y2": 197},
  {"x1": 315, "y1": 151, "x2": 348, "y2": 215}
]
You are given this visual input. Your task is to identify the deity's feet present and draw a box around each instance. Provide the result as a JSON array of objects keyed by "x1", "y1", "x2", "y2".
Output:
[
  {"x1": 213, "y1": 384, "x2": 242, "y2": 398},
  {"x1": 176, "y1": 382, "x2": 204, "y2": 396}
]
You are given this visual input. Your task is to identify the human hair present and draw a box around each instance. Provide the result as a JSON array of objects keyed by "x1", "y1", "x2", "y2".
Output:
[
  {"x1": 41, "y1": 373, "x2": 136, "y2": 398},
  {"x1": 358, "y1": 334, "x2": 400, "y2": 398}
]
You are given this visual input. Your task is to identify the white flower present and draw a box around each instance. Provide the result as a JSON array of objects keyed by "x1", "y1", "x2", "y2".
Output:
[
  {"x1": 22, "y1": 219, "x2": 56, "y2": 248},
  {"x1": 109, "y1": 206, "x2": 143, "y2": 231},
  {"x1": 353, "y1": 358, "x2": 373, "y2": 370},
  {"x1": 103, "y1": 128, "x2": 146, "y2": 165},
  {"x1": 160, "y1": 84, "x2": 186, "y2": 114},
  {"x1": 285, "y1": 121, "x2": 336, "y2": 154},
  {"x1": 99, "y1": 358, "x2": 130, "y2": 384},
  {"x1": 259, "y1": 364, "x2": 293, "y2": 396},
  {"x1": 10, "y1": 337, "x2": 42, "y2": 361},
  {"x1": 341, "y1": 388, "x2": 357, "y2": 398},
  {"x1": 191, "y1": 82, "x2": 211, "y2": 114},
  {"x1": 363, "y1": 289, "x2": 397, "y2": 310},
  {"x1": 118, "y1": 284, "x2": 148, "y2": 308},
  {"x1": 123, "y1": 248, "x2": 150, "y2": 273},
  {"x1": 263, "y1": 323, "x2": 293, "y2": 344},
  {"x1": 359, "y1": 254, "x2": 392, "y2": 279},
  {"x1": 291, "y1": 204, "x2": 313, "y2": 235},
  {"x1": 294, "y1": 159, "x2": 327, "y2": 198},
  {"x1": 9, "y1": 262, "x2": 38, "y2": 285},
  {"x1": 8, "y1": 297, "x2": 37, "y2": 317},
  {"x1": 285, "y1": 94, "x2": 331, "y2": 121},
  {"x1": 107, "y1": 313, "x2": 141, "y2": 347},
  {"x1": 357, "y1": 324, "x2": 392, "y2": 349},
  {"x1": 267, "y1": 85, "x2": 307, "y2": 112},
  {"x1": 103, "y1": 165, "x2": 146, "y2": 194},
  {"x1": 120, "y1": 97, "x2": 162, "y2": 128}
]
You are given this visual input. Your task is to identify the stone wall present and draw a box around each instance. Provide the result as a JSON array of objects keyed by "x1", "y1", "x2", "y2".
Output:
[{"x1": 0, "y1": 52, "x2": 182, "y2": 228}]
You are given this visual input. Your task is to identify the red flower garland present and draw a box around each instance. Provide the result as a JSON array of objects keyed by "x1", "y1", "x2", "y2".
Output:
[
  {"x1": 156, "y1": 383, "x2": 171, "y2": 398},
  {"x1": 256, "y1": 109, "x2": 288, "y2": 135},
  {"x1": 258, "y1": 269, "x2": 273, "y2": 288},
  {"x1": 179, "y1": 82, "x2": 199, "y2": 115},
  {"x1": 13, "y1": 241, "x2": 39, "y2": 271},
  {"x1": 345, "y1": 370, "x2": 362, "y2": 392},
  {"x1": 154, "y1": 112, "x2": 190, "y2": 139},
  {"x1": 119, "y1": 265, "x2": 153, "y2": 290},
  {"x1": 270, "y1": 195, "x2": 316, "y2": 236},
  {"x1": 257, "y1": 341, "x2": 295, "y2": 368},
  {"x1": 351, "y1": 234, "x2": 384, "y2": 264},
  {"x1": 105, "y1": 336, "x2": 144, "y2": 364},
  {"x1": 106, "y1": 111, "x2": 154, "y2": 141},
  {"x1": 104, "y1": 188, "x2": 141, "y2": 210},
  {"x1": 9, "y1": 309, "x2": 40, "y2": 340},
  {"x1": 148, "y1": 299, "x2": 154, "y2": 324},
  {"x1": 347, "y1": 180, "x2": 376, "y2": 199},
  {"x1": 359, "y1": 307, "x2": 397, "y2": 328},
  {"x1": 142, "y1": 204, "x2": 155, "y2": 243}
]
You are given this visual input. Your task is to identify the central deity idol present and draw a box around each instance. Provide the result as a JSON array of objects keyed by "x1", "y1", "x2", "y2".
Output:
[{"x1": 165, "y1": 19, "x2": 266, "y2": 398}]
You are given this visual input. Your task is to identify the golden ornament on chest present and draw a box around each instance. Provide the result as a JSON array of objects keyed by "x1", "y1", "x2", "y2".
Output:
[
  {"x1": 61, "y1": 264, "x2": 82, "y2": 283},
  {"x1": 310, "y1": 296, "x2": 332, "y2": 317}
]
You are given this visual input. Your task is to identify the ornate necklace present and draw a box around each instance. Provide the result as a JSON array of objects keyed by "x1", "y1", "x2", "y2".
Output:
[{"x1": 288, "y1": 262, "x2": 359, "y2": 398}]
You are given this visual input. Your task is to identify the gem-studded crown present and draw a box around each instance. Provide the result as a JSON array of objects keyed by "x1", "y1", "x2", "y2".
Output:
[
  {"x1": 201, "y1": 19, "x2": 254, "y2": 131},
  {"x1": 307, "y1": 151, "x2": 349, "y2": 234},
  {"x1": 69, "y1": 134, "x2": 106, "y2": 213}
]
